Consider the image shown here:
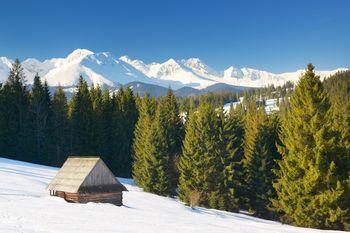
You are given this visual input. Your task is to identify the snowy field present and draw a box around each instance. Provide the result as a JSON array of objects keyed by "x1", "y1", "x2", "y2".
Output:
[{"x1": 0, "y1": 157, "x2": 344, "y2": 233}]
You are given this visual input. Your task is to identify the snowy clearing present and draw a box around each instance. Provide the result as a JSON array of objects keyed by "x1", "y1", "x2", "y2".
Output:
[{"x1": 0, "y1": 157, "x2": 344, "y2": 233}]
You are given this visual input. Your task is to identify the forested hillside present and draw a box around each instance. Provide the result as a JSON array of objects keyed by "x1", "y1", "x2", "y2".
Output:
[{"x1": 0, "y1": 60, "x2": 349, "y2": 230}]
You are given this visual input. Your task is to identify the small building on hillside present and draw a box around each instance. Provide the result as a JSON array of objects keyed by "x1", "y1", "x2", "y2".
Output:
[{"x1": 47, "y1": 156, "x2": 127, "y2": 206}]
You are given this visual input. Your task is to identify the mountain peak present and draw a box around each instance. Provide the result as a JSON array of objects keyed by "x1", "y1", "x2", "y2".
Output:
[
  {"x1": 182, "y1": 57, "x2": 218, "y2": 76},
  {"x1": 164, "y1": 58, "x2": 178, "y2": 65},
  {"x1": 66, "y1": 49, "x2": 94, "y2": 62},
  {"x1": 119, "y1": 55, "x2": 130, "y2": 62},
  {"x1": 224, "y1": 66, "x2": 244, "y2": 78}
]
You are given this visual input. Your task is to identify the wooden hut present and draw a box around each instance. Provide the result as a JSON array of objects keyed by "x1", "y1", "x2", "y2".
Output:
[{"x1": 47, "y1": 156, "x2": 127, "y2": 206}]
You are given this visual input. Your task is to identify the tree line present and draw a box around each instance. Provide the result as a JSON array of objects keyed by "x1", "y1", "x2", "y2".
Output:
[
  {"x1": 133, "y1": 65, "x2": 350, "y2": 230},
  {"x1": 0, "y1": 59, "x2": 138, "y2": 177},
  {"x1": 0, "y1": 60, "x2": 349, "y2": 230}
]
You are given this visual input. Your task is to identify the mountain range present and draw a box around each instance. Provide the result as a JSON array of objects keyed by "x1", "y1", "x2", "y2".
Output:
[{"x1": 0, "y1": 49, "x2": 347, "y2": 96}]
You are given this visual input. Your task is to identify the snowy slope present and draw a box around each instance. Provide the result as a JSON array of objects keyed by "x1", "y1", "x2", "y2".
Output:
[
  {"x1": 0, "y1": 49, "x2": 348, "y2": 90},
  {"x1": 0, "y1": 157, "x2": 344, "y2": 233}
]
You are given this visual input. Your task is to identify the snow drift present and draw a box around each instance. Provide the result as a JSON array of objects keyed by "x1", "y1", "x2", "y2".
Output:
[{"x1": 0, "y1": 157, "x2": 344, "y2": 233}]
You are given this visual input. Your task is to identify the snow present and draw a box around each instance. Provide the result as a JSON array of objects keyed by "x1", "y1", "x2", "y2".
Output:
[
  {"x1": 223, "y1": 101, "x2": 242, "y2": 113},
  {"x1": 118, "y1": 55, "x2": 348, "y2": 89},
  {"x1": 264, "y1": 98, "x2": 280, "y2": 114},
  {"x1": 224, "y1": 98, "x2": 279, "y2": 115},
  {"x1": 0, "y1": 49, "x2": 348, "y2": 91},
  {"x1": 0, "y1": 157, "x2": 343, "y2": 233}
]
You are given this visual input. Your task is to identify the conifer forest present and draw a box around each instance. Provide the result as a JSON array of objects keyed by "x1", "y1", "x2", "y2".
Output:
[{"x1": 0, "y1": 60, "x2": 349, "y2": 230}]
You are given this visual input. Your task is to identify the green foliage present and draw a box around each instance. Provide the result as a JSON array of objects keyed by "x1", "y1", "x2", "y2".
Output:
[
  {"x1": 29, "y1": 75, "x2": 53, "y2": 164},
  {"x1": 68, "y1": 76, "x2": 95, "y2": 155},
  {"x1": 0, "y1": 59, "x2": 31, "y2": 161},
  {"x1": 273, "y1": 64, "x2": 349, "y2": 230},
  {"x1": 142, "y1": 99, "x2": 173, "y2": 196},
  {"x1": 163, "y1": 89, "x2": 184, "y2": 190},
  {"x1": 133, "y1": 94, "x2": 154, "y2": 186},
  {"x1": 178, "y1": 101, "x2": 226, "y2": 209},
  {"x1": 241, "y1": 100, "x2": 281, "y2": 217},
  {"x1": 324, "y1": 70, "x2": 350, "y2": 172},
  {"x1": 51, "y1": 85, "x2": 69, "y2": 166},
  {"x1": 222, "y1": 104, "x2": 244, "y2": 211},
  {"x1": 115, "y1": 87, "x2": 138, "y2": 177}
]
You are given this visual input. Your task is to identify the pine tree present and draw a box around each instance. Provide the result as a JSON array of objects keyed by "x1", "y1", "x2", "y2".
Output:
[
  {"x1": 0, "y1": 59, "x2": 31, "y2": 161},
  {"x1": 241, "y1": 100, "x2": 281, "y2": 217},
  {"x1": 68, "y1": 76, "x2": 94, "y2": 155},
  {"x1": 163, "y1": 88, "x2": 184, "y2": 191},
  {"x1": 222, "y1": 104, "x2": 244, "y2": 211},
  {"x1": 116, "y1": 87, "x2": 138, "y2": 177},
  {"x1": 89, "y1": 84, "x2": 103, "y2": 154},
  {"x1": 97, "y1": 89, "x2": 112, "y2": 165},
  {"x1": 142, "y1": 99, "x2": 172, "y2": 196},
  {"x1": 29, "y1": 75, "x2": 52, "y2": 164},
  {"x1": 273, "y1": 64, "x2": 349, "y2": 229},
  {"x1": 178, "y1": 102, "x2": 225, "y2": 209},
  {"x1": 51, "y1": 85, "x2": 69, "y2": 166},
  {"x1": 132, "y1": 93, "x2": 154, "y2": 187},
  {"x1": 241, "y1": 100, "x2": 263, "y2": 211},
  {"x1": 324, "y1": 71, "x2": 350, "y2": 176}
]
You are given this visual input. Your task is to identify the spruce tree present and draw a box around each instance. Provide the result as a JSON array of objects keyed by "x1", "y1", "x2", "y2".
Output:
[
  {"x1": 273, "y1": 64, "x2": 348, "y2": 229},
  {"x1": 89, "y1": 84, "x2": 103, "y2": 154},
  {"x1": 178, "y1": 102, "x2": 225, "y2": 209},
  {"x1": 98, "y1": 89, "x2": 113, "y2": 168},
  {"x1": 241, "y1": 100, "x2": 264, "y2": 211},
  {"x1": 142, "y1": 99, "x2": 172, "y2": 196},
  {"x1": 68, "y1": 76, "x2": 94, "y2": 155},
  {"x1": 164, "y1": 88, "x2": 184, "y2": 191},
  {"x1": 324, "y1": 71, "x2": 350, "y2": 176},
  {"x1": 222, "y1": 104, "x2": 244, "y2": 211},
  {"x1": 116, "y1": 87, "x2": 138, "y2": 177},
  {"x1": 133, "y1": 93, "x2": 154, "y2": 187},
  {"x1": 29, "y1": 75, "x2": 52, "y2": 164},
  {"x1": 241, "y1": 100, "x2": 281, "y2": 218},
  {"x1": 51, "y1": 85, "x2": 69, "y2": 166},
  {"x1": 0, "y1": 59, "x2": 30, "y2": 161}
]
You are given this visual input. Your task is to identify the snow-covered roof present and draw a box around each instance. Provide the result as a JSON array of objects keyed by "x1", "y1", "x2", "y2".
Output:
[{"x1": 47, "y1": 156, "x2": 127, "y2": 193}]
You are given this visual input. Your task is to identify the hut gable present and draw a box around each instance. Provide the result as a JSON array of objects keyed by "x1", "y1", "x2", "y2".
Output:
[{"x1": 47, "y1": 156, "x2": 127, "y2": 193}]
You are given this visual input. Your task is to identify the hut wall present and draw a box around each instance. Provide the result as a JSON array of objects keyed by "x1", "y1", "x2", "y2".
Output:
[{"x1": 57, "y1": 192, "x2": 123, "y2": 206}]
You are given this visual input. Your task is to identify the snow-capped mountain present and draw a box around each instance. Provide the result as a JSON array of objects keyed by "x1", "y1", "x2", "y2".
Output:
[
  {"x1": 0, "y1": 49, "x2": 347, "y2": 90},
  {"x1": 121, "y1": 56, "x2": 347, "y2": 89}
]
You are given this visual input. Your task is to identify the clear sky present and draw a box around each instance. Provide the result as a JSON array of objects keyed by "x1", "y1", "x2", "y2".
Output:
[{"x1": 0, "y1": 0, "x2": 349, "y2": 72}]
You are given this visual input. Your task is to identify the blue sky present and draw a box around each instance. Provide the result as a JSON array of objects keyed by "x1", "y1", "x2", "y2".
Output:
[{"x1": 0, "y1": 0, "x2": 349, "y2": 72}]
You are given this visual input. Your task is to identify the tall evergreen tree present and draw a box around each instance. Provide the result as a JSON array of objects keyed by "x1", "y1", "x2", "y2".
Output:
[
  {"x1": 116, "y1": 87, "x2": 138, "y2": 177},
  {"x1": 324, "y1": 71, "x2": 350, "y2": 176},
  {"x1": 89, "y1": 84, "x2": 103, "y2": 154},
  {"x1": 273, "y1": 64, "x2": 349, "y2": 230},
  {"x1": 51, "y1": 85, "x2": 69, "y2": 166},
  {"x1": 141, "y1": 99, "x2": 173, "y2": 196},
  {"x1": 68, "y1": 76, "x2": 94, "y2": 155},
  {"x1": 178, "y1": 102, "x2": 225, "y2": 209},
  {"x1": 222, "y1": 104, "x2": 245, "y2": 211},
  {"x1": 0, "y1": 59, "x2": 30, "y2": 161},
  {"x1": 98, "y1": 89, "x2": 114, "y2": 168},
  {"x1": 29, "y1": 75, "x2": 52, "y2": 164},
  {"x1": 163, "y1": 88, "x2": 184, "y2": 190},
  {"x1": 241, "y1": 100, "x2": 264, "y2": 210},
  {"x1": 133, "y1": 93, "x2": 154, "y2": 187},
  {"x1": 241, "y1": 100, "x2": 281, "y2": 217}
]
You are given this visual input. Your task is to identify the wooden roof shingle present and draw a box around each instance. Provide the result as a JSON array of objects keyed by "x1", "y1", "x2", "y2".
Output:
[{"x1": 47, "y1": 156, "x2": 127, "y2": 193}]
